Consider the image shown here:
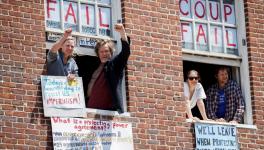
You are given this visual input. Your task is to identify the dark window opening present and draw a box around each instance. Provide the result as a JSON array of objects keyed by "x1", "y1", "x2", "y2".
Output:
[
  {"x1": 183, "y1": 61, "x2": 234, "y2": 91},
  {"x1": 183, "y1": 60, "x2": 235, "y2": 120},
  {"x1": 75, "y1": 55, "x2": 100, "y2": 106}
]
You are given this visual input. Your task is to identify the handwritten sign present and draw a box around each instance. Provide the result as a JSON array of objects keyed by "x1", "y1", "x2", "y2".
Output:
[
  {"x1": 41, "y1": 75, "x2": 86, "y2": 117},
  {"x1": 51, "y1": 117, "x2": 134, "y2": 150},
  {"x1": 180, "y1": 0, "x2": 238, "y2": 51},
  {"x1": 45, "y1": 0, "x2": 112, "y2": 37},
  {"x1": 195, "y1": 123, "x2": 238, "y2": 150}
]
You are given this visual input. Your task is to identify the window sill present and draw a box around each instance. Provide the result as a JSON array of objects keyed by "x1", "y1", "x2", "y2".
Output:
[
  {"x1": 182, "y1": 49, "x2": 242, "y2": 60},
  {"x1": 186, "y1": 119, "x2": 257, "y2": 130},
  {"x1": 85, "y1": 108, "x2": 131, "y2": 117}
]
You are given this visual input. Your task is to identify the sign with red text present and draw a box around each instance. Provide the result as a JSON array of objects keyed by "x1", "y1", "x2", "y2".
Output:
[
  {"x1": 180, "y1": 0, "x2": 238, "y2": 53},
  {"x1": 46, "y1": 0, "x2": 61, "y2": 29},
  {"x1": 81, "y1": 4, "x2": 96, "y2": 35},
  {"x1": 45, "y1": 0, "x2": 112, "y2": 37},
  {"x1": 98, "y1": 7, "x2": 111, "y2": 36},
  {"x1": 41, "y1": 75, "x2": 86, "y2": 117},
  {"x1": 195, "y1": 123, "x2": 238, "y2": 150},
  {"x1": 63, "y1": 1, "x2": 78, "y2": 31},
  {"x1": 51, "y1": 117, "x2": 134, "y2": 150}
]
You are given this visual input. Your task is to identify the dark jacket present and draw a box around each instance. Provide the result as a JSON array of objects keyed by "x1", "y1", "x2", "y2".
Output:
[{"x1": 104, "y1": 37, "x2": 130, "y2": 113}]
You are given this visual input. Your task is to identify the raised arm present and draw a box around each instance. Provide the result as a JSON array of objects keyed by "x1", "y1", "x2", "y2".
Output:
[
  {"x1": 115, "y1": 24, "x2": 128, "y2": 42},
  {"x1": 111, "y1": 24, "x2": 130, "y2": 73},
  {"x1": 50, "y1": 28, "x2": 72, "y2": 53}
]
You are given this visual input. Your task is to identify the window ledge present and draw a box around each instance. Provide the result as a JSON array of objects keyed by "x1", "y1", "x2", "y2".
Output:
[
  {"x1": 186, "y1": 119, "x2": 257, "y2": 130},
  {"x1": 85, "y1": 108, "x2": 131, "y2": 117},
  {"x1": 182, "y1": 49, "x2": 242, "y2": 60}
]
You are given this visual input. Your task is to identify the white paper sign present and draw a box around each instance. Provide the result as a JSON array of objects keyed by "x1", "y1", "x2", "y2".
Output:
[
  {"x1": 45, "y1": 0, "x2": 61, "y2": 29},
  {"x1": 64, "y1": 1, "x2": 78, "y2": 31},
  {"x1": 51, "y1": 117, "x2": 134, "y2": 150},
  {"x1": 195, "y1": 123, "x2": 238, "y2": 150},
  {"x1": 81, "y1": 4, "x2": 96, "y2": 35},
  {"x1": 41, "y1": 75, "x2": 86, "y2": 117}
]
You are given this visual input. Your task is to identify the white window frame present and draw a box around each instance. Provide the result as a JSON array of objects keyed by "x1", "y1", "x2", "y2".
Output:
[
  {"x1": 44, "y1": 0, "x2": 122, "y2": 56},
  {"x1": 181, "y1": 0, "x2": 252, "y2": 124},
  {"x1": 44, "y1": 0, "x2": 129, "y2": 115}
]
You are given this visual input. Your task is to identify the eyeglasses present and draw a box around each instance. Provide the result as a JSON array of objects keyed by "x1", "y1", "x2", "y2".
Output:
[{"x1": 188, "y1": 77, "x2": 198, "y2": 80}]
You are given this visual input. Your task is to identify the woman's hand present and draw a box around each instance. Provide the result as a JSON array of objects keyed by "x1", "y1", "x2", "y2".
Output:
[{"x1": 191, "y1": 117, "x2": 201, "y2": 122}]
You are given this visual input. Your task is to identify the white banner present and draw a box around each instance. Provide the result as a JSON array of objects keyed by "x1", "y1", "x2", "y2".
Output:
[
  {"x1": 51, "y1": 117, "x2": 134, "y2": 150},
  {"x1": 180, "y1": 0, "x2": 237, "y2": 53},
  {"x1": 45, "y1": 0, "x2": 61, "y2": 29},
  {"x1": 195, "y1": 123, "x2": 238, "y2": 150},
  {"x1": 41, "y1": 75, "x2": 86, "y2": 117},
  {"x1": 64, "y1": 1, "x2": 78, "y2": 31}
]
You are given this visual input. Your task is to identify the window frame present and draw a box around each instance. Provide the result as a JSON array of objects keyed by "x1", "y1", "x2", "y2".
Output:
[
  {"x1": 44, "y1": 0, "x2": 129, "y2": 115},
  {"x1": 181, "y1": 0, "x2": 239, "y2": 55},
  {"x1": 44, "y1": 0, "x2": 122, "y2": 56},
  {"x1": 181, "y1": 0, "x2": 252, "y2": 124}
]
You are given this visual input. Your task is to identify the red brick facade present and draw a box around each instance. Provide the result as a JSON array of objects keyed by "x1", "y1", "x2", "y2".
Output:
[{"x1": 0, "y1": 0, "x2": 263, "y2": 149}]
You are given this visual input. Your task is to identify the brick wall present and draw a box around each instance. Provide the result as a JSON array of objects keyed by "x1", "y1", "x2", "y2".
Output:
[
  {"x1": 0, "y1": 0, "x2": 51, "y2": 149},
  {"x1": 0, "y1": 0, "x2": 264, "y2": 150},
  {"x1": 123, "y1": 0, "x2": 190, "y2": 149},
  {"x1": 242, "y1": 0, "x2": 264, "y2": 149}
]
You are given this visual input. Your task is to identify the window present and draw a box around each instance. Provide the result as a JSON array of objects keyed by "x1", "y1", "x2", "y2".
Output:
[
  {"x1": 44, "y1": 0, "x2": 128, "y2": 113},
  {"x1": 45, "y1": 0, "x2": 122, "y2": 55},
  {"x1": 180, "y1": 0, "x2": 238, "y2": 55},
  {"x1": 180, "y1": 0, "x2": 252, "y2": 124}
]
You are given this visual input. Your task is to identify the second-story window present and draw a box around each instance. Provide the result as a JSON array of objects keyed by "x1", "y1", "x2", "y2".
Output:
[
  {"x1": 180, "y1": 0, "x2": 238, "y2": 55},
  {"x1": 45, "y1": 0, "x2": 121, "y2": 56}
]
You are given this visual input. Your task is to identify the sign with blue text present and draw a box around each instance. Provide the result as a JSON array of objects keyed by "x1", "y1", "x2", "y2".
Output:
[
  {"x1": 194, "y1": 123, "x2": 238, "y2": 150},
  {"x1": 51, "y1": 117, "x2": 134, "y2": 150},
  {"x1": 41, "y1": 75, "x2": 86, "y2": 117}
]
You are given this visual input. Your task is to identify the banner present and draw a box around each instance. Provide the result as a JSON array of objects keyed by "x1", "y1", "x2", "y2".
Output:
[
  {"x1": 195, "y1": 123, "x2": 238, "y2": 150},
  {"x1": 41, "y1": 75, "x2": 86, "y2": 117},
  {"x1": 51, "y1": 117, "x2": 134, "y2": 150}
]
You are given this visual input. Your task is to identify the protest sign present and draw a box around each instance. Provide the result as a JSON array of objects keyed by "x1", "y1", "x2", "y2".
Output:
[
  {"x1": 41, "y1": 75, "x2": 86, "y2": 117},
  {"x1": 195, "y1": 123, "x2": 238, "y2": 150},
  {"x1": 51, "y1": 117, "x2": 134, "y2": 150}
]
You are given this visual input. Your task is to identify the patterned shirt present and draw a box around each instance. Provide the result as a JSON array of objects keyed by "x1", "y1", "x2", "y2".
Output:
[{"x1": 206, "y1": 80, "x2": 245, "y2": 123}]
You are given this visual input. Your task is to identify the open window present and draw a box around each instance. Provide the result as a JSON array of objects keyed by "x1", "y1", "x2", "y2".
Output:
[
  {"x1": 180, "y1": 0, "x2": 252, "y2": 124},
  {"x1": 44, "y1": 0, "x2": 128, "y2": 114}
]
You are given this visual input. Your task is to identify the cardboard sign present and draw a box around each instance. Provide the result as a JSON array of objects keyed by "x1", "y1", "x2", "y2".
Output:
[
  {"x1": 41, "y1": 75, "x2": 86, "y2": 117},
  {"x1": 51, "y1": 117, "x2": 134, "y2": 150},
  {"x1": 195, "y1": 123, "x2": 238, "y2": 150}
]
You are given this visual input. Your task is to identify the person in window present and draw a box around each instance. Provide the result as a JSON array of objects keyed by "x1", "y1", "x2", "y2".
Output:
[
  {"x1": 46, "y1": 28, "x2": 78, "y2": 81},
  {"x1": 184, "y1": 70, "x2": 209, "y2": 121},
  {"x1": 86, "y1": 23, "x2": 130, "y2": 113},
  {"x1": 206, "y1": 66, "x2": 245, "y2": 124}
]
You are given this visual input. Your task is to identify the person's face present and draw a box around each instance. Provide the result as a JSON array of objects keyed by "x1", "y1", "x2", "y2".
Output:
[
  {"x1": 217, "y1": 69, "x2": 229, "y2": 85},
  {"x1": 62, "y1": 40, "x2": 74, "y2": 57},
  {"x1": 98, "y1": 44, "x2": 112, "y2": 63},
  {"x1": 187, "y1": 71, "x2": 199, "y2": 85}
]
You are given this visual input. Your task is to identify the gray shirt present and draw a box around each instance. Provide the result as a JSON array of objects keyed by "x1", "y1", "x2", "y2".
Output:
[{"x1": 46, "y1": 50, "x2": 78, "y2": 76}]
